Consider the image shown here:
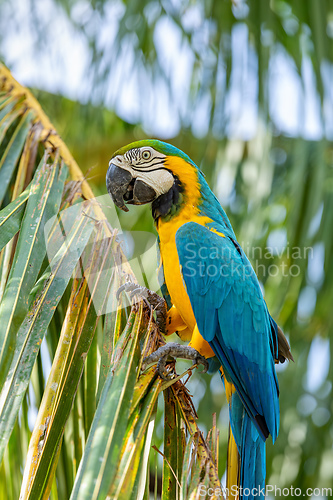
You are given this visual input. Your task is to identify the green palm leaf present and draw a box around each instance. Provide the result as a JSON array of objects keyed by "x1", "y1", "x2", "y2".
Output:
[{"x1": 0, "y1": 64, "x2": 222, "y2": 500}]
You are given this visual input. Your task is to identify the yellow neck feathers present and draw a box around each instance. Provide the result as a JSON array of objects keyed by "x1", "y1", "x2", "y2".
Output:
[{"x1": 163, "y1": 155, "x2": 201, "y2": 218}]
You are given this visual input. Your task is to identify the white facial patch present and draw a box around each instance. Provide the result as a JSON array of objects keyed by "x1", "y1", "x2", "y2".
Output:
[
  {"x1": 133, "y1": 168, "x2": 175, "y2": 196},
  {"x1": 112, "y1": 147, "x2": 175, "y2": 196}
]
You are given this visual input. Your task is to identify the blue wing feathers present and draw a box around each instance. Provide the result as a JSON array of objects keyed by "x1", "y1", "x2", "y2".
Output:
[{"x1": 176, "y1": 221, "x2": 280, "y2": 447}]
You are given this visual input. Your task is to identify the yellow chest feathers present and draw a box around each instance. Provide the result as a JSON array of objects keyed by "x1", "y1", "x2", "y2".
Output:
[{"x1": 156, "y1": 155, "x2": 211, "y2": 330}]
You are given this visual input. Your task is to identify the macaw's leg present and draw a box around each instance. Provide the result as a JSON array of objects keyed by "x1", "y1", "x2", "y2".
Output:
[
  {"x1": 117, "y1": 285, "x2": 210, "y2": 379},
  {"x1": 116, "y1": 282, "x2": 168, "y2": 332},
  {"x1": 164, "y1": 305, "x2": 192, "y2": 338},
  {"x1": 117, "y1": 283, "x2": 193, "y2": 339},
  {"x1": 189, "y1": 325, "x2": 216, "y2": 358},
  {"x1": 142, "y1": 342, "x2": 209, "y2": 380}
]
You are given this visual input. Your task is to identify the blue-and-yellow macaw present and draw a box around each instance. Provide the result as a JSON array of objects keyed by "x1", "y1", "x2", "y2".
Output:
[{"x1": 106, "y1": 140, "x2": 293, "y2": 499}]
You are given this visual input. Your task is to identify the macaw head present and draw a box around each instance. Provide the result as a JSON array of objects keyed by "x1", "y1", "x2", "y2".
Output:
[{"x1": 106, "y1": 139, "x2": 199, "y2": 218}]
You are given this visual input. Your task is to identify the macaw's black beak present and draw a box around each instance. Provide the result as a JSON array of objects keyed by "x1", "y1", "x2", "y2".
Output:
[{"x1": 106, "y1": 163, "x2": 157, "y2": 211}]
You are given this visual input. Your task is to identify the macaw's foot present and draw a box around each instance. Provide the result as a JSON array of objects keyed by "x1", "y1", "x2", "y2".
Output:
[
  {"x1": 142, "y1": 342, "x2": 209, "y2": 380},
  {"x1": 116, "y1": 282, "x2": 167, "y2": 333}
]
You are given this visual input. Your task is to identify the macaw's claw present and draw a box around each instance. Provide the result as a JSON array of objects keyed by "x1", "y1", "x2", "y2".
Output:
[
  {"x1": 116, "y1": 282, "x2": 151, "y2": 309},
  {"x1": 116, "y1": 282, "x2": 142, "y2": 301},
  {"x1": 116, "y1": 283, "x2": 168, "y2": 333},
  {"x1": 142, "y1": 342, "x2": 209, "y2": 380}
]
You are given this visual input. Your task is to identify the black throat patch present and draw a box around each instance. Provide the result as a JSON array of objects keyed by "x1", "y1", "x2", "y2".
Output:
[{"x1": 152, "y1": 177, "x2": 184, "y2": 221}]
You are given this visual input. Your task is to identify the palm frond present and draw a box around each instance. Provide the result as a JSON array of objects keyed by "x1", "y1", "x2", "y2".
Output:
[{"x1": 0, "y1": 64, "x2": 222, "y2": 500}]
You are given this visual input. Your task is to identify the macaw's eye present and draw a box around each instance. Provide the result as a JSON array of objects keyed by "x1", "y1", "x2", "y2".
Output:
[{"x1": 142, "y1": 150, "x2": 151, "y2": 160}]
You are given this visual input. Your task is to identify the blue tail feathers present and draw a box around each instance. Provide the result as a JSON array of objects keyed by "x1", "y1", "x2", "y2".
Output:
[
  {"x1": 239, "y1": 412, "x2": 266, "y2": 500},
  {"x1": 228, "y1": 390, "x2": 266, "y2": 500}
]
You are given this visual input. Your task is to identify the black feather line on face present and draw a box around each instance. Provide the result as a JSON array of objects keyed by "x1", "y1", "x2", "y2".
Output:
[
  {"x1": 123, "y1": 148, "x2": 165, "y2": 168},
  {"x1": 125, "y1": 148, "x2": 140, "y2": 162},
  {"x1": 131, "y1": 164, "x2": 165, "y2": 173},
  {"x1": 129, "y1": 156, "x2": 166, "y2": 171}
]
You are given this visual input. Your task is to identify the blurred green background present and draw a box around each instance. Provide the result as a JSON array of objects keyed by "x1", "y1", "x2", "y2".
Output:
[{"x1": 1, "y1": 0, "x2": 332, "y2": 496}]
